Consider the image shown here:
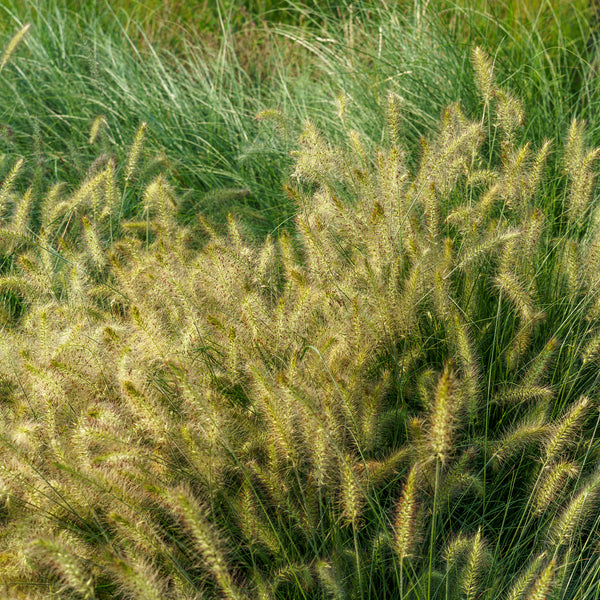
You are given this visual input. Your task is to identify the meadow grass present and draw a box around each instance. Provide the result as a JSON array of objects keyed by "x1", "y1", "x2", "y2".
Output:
[
  {"x1": 1, "y1": 1, "x2": 600, "y2": 599},
  {"x1": 0, "y1": 0, "x2": 598, "y2": 238}
]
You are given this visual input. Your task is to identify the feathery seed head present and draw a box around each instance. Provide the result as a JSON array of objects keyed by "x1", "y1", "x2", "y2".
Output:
[
  {"x1": 543, "y1": 395, "x2": 591, "y2": 463},
  {"x1": 505, "y1": 553, "x2": 547, "y2": 600},
  {"x1": 163, "y1": 484, "x2": 244, "y2": 600},
  {"x1": 460, "y1": 528, "x2": 488, "y2": 600},
  {"x1": 548, "y1": 474, "x2": 600, "y2": 548},
  {"x1": 124, "y1": 122, "x2": 148, "y2": 185},
  {"x1": 472, "y1": 46, "x2": 495, "y2": 104},
  {"x1": 316, "y1": 560, "x2": 345, "y2": 600},
  {"x1": 143, "y1": 175, "x2": 177, "y2": 229},
  {"x1": 565, "y1": 119, "x2": 586, "y2": 175},
  {"x1": 256, "y1": 108, "x2": 291, "y2": 142},
  {"x1": 492, "y1": 413, "x2": 547, "y2": 466},
  {"x1": 444, "y1": 533, "x2": 471, "y2": 567},
  {"x1": 31, "y1": 536, "x2": 95, "y2": 599},
  {"x1": 107, "y1": 554, "x2": 169, "y2": 600},
  {"x1": 386, "y1": 91, "x2": 404, "y2": 146},
  {"x1": 335, "y1": 93, "x2": 349, "y2": 124},
  {"x1": 528, "y1": 139, "x2": 552, "y2": 200},
  {"x1": 88, "y1": 115, "x2": 107, "y2": 145},
  {"x1": 82, "y1": 216, "x2": 106, "y2": 269},
  {"x1": 533, "y1": 461, "x2": 580, "y2": 516},
  {"x1": 452, "y1": 313, "x2": 480, "y2": 417},
  {"x1": 523, "y1": 337, "x2": 558, "y2": 388},
  {"x1": 339, "y1": 455, "x2": 365, "y2": 527},
  {"x1": 428, "y1": 363, "x2": 458, "y2": 464},
  {"x1": 292, "y1": 120, "x2": 339, "y2": 184},
  {"x1": 393, "y1": 464, "x2": 420, "y2": 562},
  {"x1": 582, "y1": 328, "x2": 600, "y2": 364},
  {"x1": 564, "y1": 119, "x2": 600, "y2": 224},
  {"x1": 526, "y1": 560, "x2": 555, "y2": 600},
  {"x1": 0, "y1": 157, "x2": 24, "y2": 217},
  {"x1": 0, "y1": 23, "x2": 30, "y2": 73},
  {"x1": 496, "y1": 90, "x2": 525, "y2": 155},
  {"x1": 10, "y1": 187, "x2": 33, "y2": 241}
]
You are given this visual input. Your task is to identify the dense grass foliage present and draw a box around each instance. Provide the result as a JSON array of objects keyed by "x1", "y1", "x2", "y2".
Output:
[
  {"x1": 1, "y1": 2, "x2": 600, "y2": 599},
  {"x1": 2, "y1": 42, "x2": 600, "y2": 597},
  {"x1": 0, "y1": 0, "x2": 599, "y2": 239}
]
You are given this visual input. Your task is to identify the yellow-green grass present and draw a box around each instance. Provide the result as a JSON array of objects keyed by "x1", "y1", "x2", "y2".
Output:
[
  {"x1": 1, "y1": 47, "x2": 600, "y2": 598},
  {"x1": 0, "y1": 3, "x2": 600, "y2": 596}
]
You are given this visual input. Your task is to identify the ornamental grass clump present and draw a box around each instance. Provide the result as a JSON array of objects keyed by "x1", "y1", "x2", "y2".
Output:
[{"x1": 2, "y1": 47, "x2": 600, "y2": 599}]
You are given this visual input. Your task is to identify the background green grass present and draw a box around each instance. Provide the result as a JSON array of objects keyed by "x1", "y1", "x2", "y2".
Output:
[{"x1": 0, "y1": 0, "x2": 597, "y2": 239}]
